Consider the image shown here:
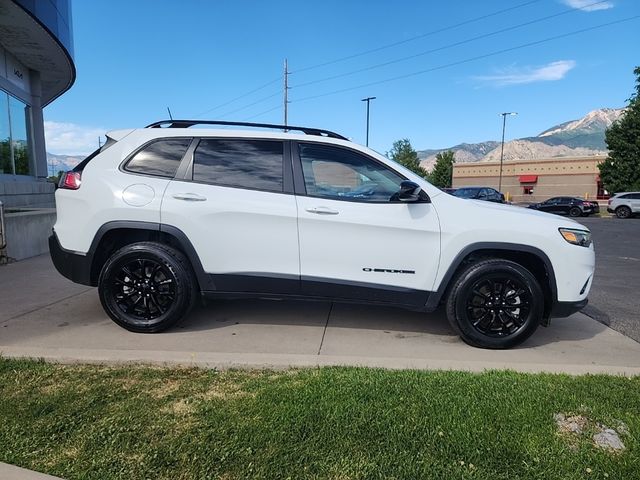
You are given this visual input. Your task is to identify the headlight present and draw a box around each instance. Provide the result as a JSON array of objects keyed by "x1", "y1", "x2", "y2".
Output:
[{"x1": 559, "y1": 228, "x2": 592, "y2": 247}]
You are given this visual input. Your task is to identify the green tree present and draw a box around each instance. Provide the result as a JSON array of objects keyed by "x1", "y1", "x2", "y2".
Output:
[
  {"x1": 599, "y1": 66, "x2": 640, "y2": 193},
  {"x1": 429, "y1": 150, "x2": 455, "y2": 188},
  {"x1": 387, "y1": 138, "x2": 428, "y2": 178}
]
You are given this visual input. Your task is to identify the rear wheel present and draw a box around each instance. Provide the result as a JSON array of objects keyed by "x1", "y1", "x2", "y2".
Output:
[
  {"x1": 569, "y1": 206, "x2": 582, "y2": 217},
  {"x1": 616, "y1": 206, "x2": 632, "y2": 219},
  {"x1": 98, "y1": 242, "x2": 197, "y2": 333},
  {"x1": 445, "y1": 258, "x2": 544, "y2": 349}
]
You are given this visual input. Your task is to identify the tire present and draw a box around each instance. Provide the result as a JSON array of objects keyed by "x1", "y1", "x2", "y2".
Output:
[
  {"x1": 569, "y1": 206, "x2": 582, "y2": 217},
  {"x1": 615, "y1": 206, "x2": 632, "y2": 219},
  {"x1": 445, "y1": 258, "x2": 544, "y2": 349},
  {"x1": 98, "y1": 242, "x2": 197, "y2": 333}
]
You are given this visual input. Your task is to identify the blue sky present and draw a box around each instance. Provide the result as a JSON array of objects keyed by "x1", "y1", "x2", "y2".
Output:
[{"x1": 44, "y1": 0, "x2": 640, "y2": 155}]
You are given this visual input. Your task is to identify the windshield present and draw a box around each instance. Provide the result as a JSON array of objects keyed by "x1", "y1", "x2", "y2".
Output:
[{"x1": 452, "y1": 188, "x2": 479, "y2": 199}]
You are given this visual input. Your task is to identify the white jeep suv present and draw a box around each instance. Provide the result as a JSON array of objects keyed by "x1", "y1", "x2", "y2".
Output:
[{"x1": 50, "y1": 120, "x2": 595, "y2": 349}]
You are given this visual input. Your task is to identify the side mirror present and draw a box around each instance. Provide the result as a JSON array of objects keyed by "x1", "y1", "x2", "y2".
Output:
[{"x1": 398, "y1": 181, "x2": 422, "y2": 202}]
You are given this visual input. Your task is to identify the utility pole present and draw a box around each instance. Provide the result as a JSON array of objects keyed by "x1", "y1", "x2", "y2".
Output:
[
  {"x1": 498, "y1": 112, "x2": 517, "y2": 192},
  {"x1": 361, "y1": 96, "x2": 376, "y2": 147},
  {"x1": 283, "y1": 59, "x2": 289, "y2": 129}
]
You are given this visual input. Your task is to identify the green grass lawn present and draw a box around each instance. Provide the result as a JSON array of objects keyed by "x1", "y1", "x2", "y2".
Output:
[{"x1": 0, "y1": 359, "x2": 638, "y2": 480}]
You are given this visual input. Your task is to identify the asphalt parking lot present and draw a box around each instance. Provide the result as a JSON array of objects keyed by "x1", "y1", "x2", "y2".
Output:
[{"x1": 578, "y1": 215, "x2": 640, "y2": 343}]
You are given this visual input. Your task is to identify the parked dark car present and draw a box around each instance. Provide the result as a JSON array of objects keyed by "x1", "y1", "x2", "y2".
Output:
[
  {"x1": 441, "y1": 187, "x2": 457, "y2": 195},
  {"x1": 527, "y1": 197, "x2": 600, "y2": 217},
  {"x1": 452, "y1": 186, "x2": 505, "y2": 203}
]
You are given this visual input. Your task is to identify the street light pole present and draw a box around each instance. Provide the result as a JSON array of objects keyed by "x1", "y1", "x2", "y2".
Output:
[
  {"x1": 498, "y1": 112, "x2": 517, "y2": 192},
  {"x1": 361, "y1": 96, "x2": 376, "y2": 147}
]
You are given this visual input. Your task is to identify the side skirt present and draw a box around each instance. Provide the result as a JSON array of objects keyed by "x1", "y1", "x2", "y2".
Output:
[{"x1": 203, "y1": 273, "x2": 432, "y2": 312}]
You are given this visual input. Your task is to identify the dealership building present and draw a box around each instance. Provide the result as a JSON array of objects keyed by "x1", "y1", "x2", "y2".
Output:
[
  {"x1": 452, "y1": 155, "x2": 607, "y2": 203},
  {"x1": 0, "y1": 0, "x2": 74, "y2": 205},
  {"x1": 0, "y1": 0, "x2": 75, "y2": 259}
]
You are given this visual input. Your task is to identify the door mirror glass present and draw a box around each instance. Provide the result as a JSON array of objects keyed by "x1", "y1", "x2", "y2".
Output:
[{"x1": 398, "y1": 181, "x2": 422, "y2": 202}]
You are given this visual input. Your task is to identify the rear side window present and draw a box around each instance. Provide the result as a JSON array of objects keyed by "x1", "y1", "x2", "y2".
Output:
[
  {"x1": 192, "y1": 139, "x2": 283, "y2": 192},
  {"x1": 125, "y1": 138, "x2": 192, "y2": 178}
]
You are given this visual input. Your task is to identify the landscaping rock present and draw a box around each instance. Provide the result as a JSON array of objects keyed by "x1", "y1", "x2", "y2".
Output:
[
  {"x1": 554, "y1": 413, "x2": 588, "y2": 435},
  {"x1": 593, "y1": 428, "x2": 625, "y2": 452}
]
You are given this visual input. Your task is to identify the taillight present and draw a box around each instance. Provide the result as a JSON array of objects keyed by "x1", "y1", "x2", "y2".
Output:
[{"x1": 59, "y1": 171, "x2": 82, "y2": 190}]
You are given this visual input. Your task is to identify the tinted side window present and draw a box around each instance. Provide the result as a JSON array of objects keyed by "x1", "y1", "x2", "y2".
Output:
[
  {"x1": 488, "y1": 189, "x2": 501, "y2": 201},
  {"x1": 299, "y1": 143, "x2": 404, "y2": 202},
  {"x1": 125, "y1": 138, "x2": 191, "y2": 177},
  {"x1": 193, "y1": 139, "x2": 283, "y2": 192}
]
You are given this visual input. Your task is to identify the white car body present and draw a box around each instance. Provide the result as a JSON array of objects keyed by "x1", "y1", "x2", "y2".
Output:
[
  {"x1": 607, "y1": 192, "x2": 640, "y2": 218},
  {"x1": 50, "y1": 121, "x2": 595, "y2": 346}
]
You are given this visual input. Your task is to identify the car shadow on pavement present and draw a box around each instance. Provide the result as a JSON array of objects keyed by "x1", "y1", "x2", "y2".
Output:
[
  {"x1": 174, "y1": 299, "x2": 452, "y2": 335},
  {"x1": 173, "y1": 298, "x2": 605, "y2": 348}
]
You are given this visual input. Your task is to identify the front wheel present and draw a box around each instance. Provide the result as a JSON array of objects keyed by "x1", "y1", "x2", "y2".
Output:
[
  {"x1": 445, "y1": 259, "x2": 544, "y2": 349},
  {"x1": 98, "y1": 242, "x2": 197, "y2": 333}
]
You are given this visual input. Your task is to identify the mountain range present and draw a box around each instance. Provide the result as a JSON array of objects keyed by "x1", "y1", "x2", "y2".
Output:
[
  {"x1": 46, "y1": 153, "x2": 83, "y2": 176},
  {"x1": 46, "y1": 108, "x2": 623, "y2": 175},
  {"x1": 418, "y1": 108, "x2": 623, "y2": 170}
]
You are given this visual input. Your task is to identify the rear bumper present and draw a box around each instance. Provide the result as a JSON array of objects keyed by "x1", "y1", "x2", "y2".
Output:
[
  {"x1": 607, "y1": 207, "x2": 614, "y2": 213},
  {"x1": 550, "y1": 298, "x2": 588, "y2": 318},
  {"x1": 49, "y1": 231, "x2": 94, "y2": 286}
]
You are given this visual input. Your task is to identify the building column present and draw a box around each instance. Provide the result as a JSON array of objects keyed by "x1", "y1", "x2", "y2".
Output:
[{"x1": 28, "y1": 70, "x2": 47, "y2": 180}]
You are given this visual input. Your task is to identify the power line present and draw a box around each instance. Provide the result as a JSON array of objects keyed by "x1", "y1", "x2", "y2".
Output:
[
  {"x1": 194, "y1": 76, "x2": 280, "y2": 118},
  {"x1": 293, "y1": 0, "x2": 612, "y2": 89},
  {"x1": 292, "y1": 0, "x2": 543, "y2": 75},
  {"x1": 243, "y1": 104, "x2": 281, "y2": 121},
  {"x1": 218, "y1": 90, "x2": 281, "y2": 119},
  {"x1": 292, "y1": 15, "x2": 640, "y2": 104}
]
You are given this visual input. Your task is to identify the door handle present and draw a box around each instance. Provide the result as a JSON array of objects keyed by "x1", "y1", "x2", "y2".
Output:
[
  {"x1": 172, "y1": 193, "x2": 207, "y2": 202},
  {"x1": 306, "y1": 206, "x2": 339, "y2": 215}
]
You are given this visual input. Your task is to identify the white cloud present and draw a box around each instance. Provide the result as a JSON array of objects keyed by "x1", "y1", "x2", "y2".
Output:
[
  {"x1": 44, "y1": 121, "x2": 106, "y2": 155},
  {"x1": 561, "y1": 0, "x2": 614, "y2": 12},
  {"x1": 474, "y1": 60, "x2": 577, "y2": 87}
]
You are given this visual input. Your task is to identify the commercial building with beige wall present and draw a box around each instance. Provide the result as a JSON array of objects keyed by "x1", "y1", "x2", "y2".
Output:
[{"x1": 452, "y1": 156, "x2": 607, "y2": 203}]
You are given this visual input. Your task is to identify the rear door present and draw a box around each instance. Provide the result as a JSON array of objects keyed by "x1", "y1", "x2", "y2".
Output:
[
  {"x1": 630, "y1": 193, "x2": 640, "y2": 212},
  {"x1": 161, "y1": 137, "x2": 300, "y2": 293},
  {"x1": 293, "y1": 142, "x2": 440, "y2": 306}
]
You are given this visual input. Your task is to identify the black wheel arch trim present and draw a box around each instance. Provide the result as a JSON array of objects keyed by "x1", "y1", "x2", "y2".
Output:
[
  {"x1": 51, "y1": 221, "x2": 213, "y2": 290},
  {"x1": 425, "y1": 242, "x2": 558, "y2": 313}
]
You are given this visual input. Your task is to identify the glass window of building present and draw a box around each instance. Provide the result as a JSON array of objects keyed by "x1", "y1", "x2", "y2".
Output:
[
  {"x1": 0, "y1": 92, "x2": 31, "y2": 176},
  {"x1": 0, "y1": 93, "x2": 11, "y2": 175}
]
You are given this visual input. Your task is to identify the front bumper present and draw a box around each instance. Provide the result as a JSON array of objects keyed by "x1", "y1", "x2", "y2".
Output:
[
  {"x1": 550, "y1": 298, "x2": 588, "y2": 318},
  {"x1": 49, "y1": 231, "x2": 94, "y2": 286}
]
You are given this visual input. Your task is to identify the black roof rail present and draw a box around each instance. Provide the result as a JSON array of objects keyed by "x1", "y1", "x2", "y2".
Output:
[{"x1": 144, "y1": 119, "x2": 349, "y2": 141}]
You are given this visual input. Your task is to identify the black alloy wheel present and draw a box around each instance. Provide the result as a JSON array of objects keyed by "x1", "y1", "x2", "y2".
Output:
[
  {"x1": 445, "y1": 258, "x2": 543, "y2": 349},
  {"x1": 98, "y1": 242, "x2": 196, "y2": 333},
  {"x1": 616, "y1": 206, "x2": 632, "y2": 219},
  {"x1": 463, "y1": 275, "x2": 531, "y2": 338},
  {"x1": 112, "y1": 258, "x2": 176, "y2": 321},
  {"x1": 569, "y1": 206, "x2": 582, "y2": 217}
]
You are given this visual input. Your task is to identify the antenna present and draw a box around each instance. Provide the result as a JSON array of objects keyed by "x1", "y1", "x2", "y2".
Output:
[{"x1": 167, "y1": 107, "x2": 173, "y2": 120}]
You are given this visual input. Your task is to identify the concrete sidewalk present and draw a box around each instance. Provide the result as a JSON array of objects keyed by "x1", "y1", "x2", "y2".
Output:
[
  {"x1": 0, "y1": 462, "x2": 63, "y2": 480},
  {"x1": 2, "y1": 255, "x2": 640, "y2": 375}
]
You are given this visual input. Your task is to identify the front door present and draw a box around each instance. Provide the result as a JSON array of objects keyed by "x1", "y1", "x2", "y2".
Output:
[{"x1": 293, "y1": 142, "x2": 440, "y2": 306}]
